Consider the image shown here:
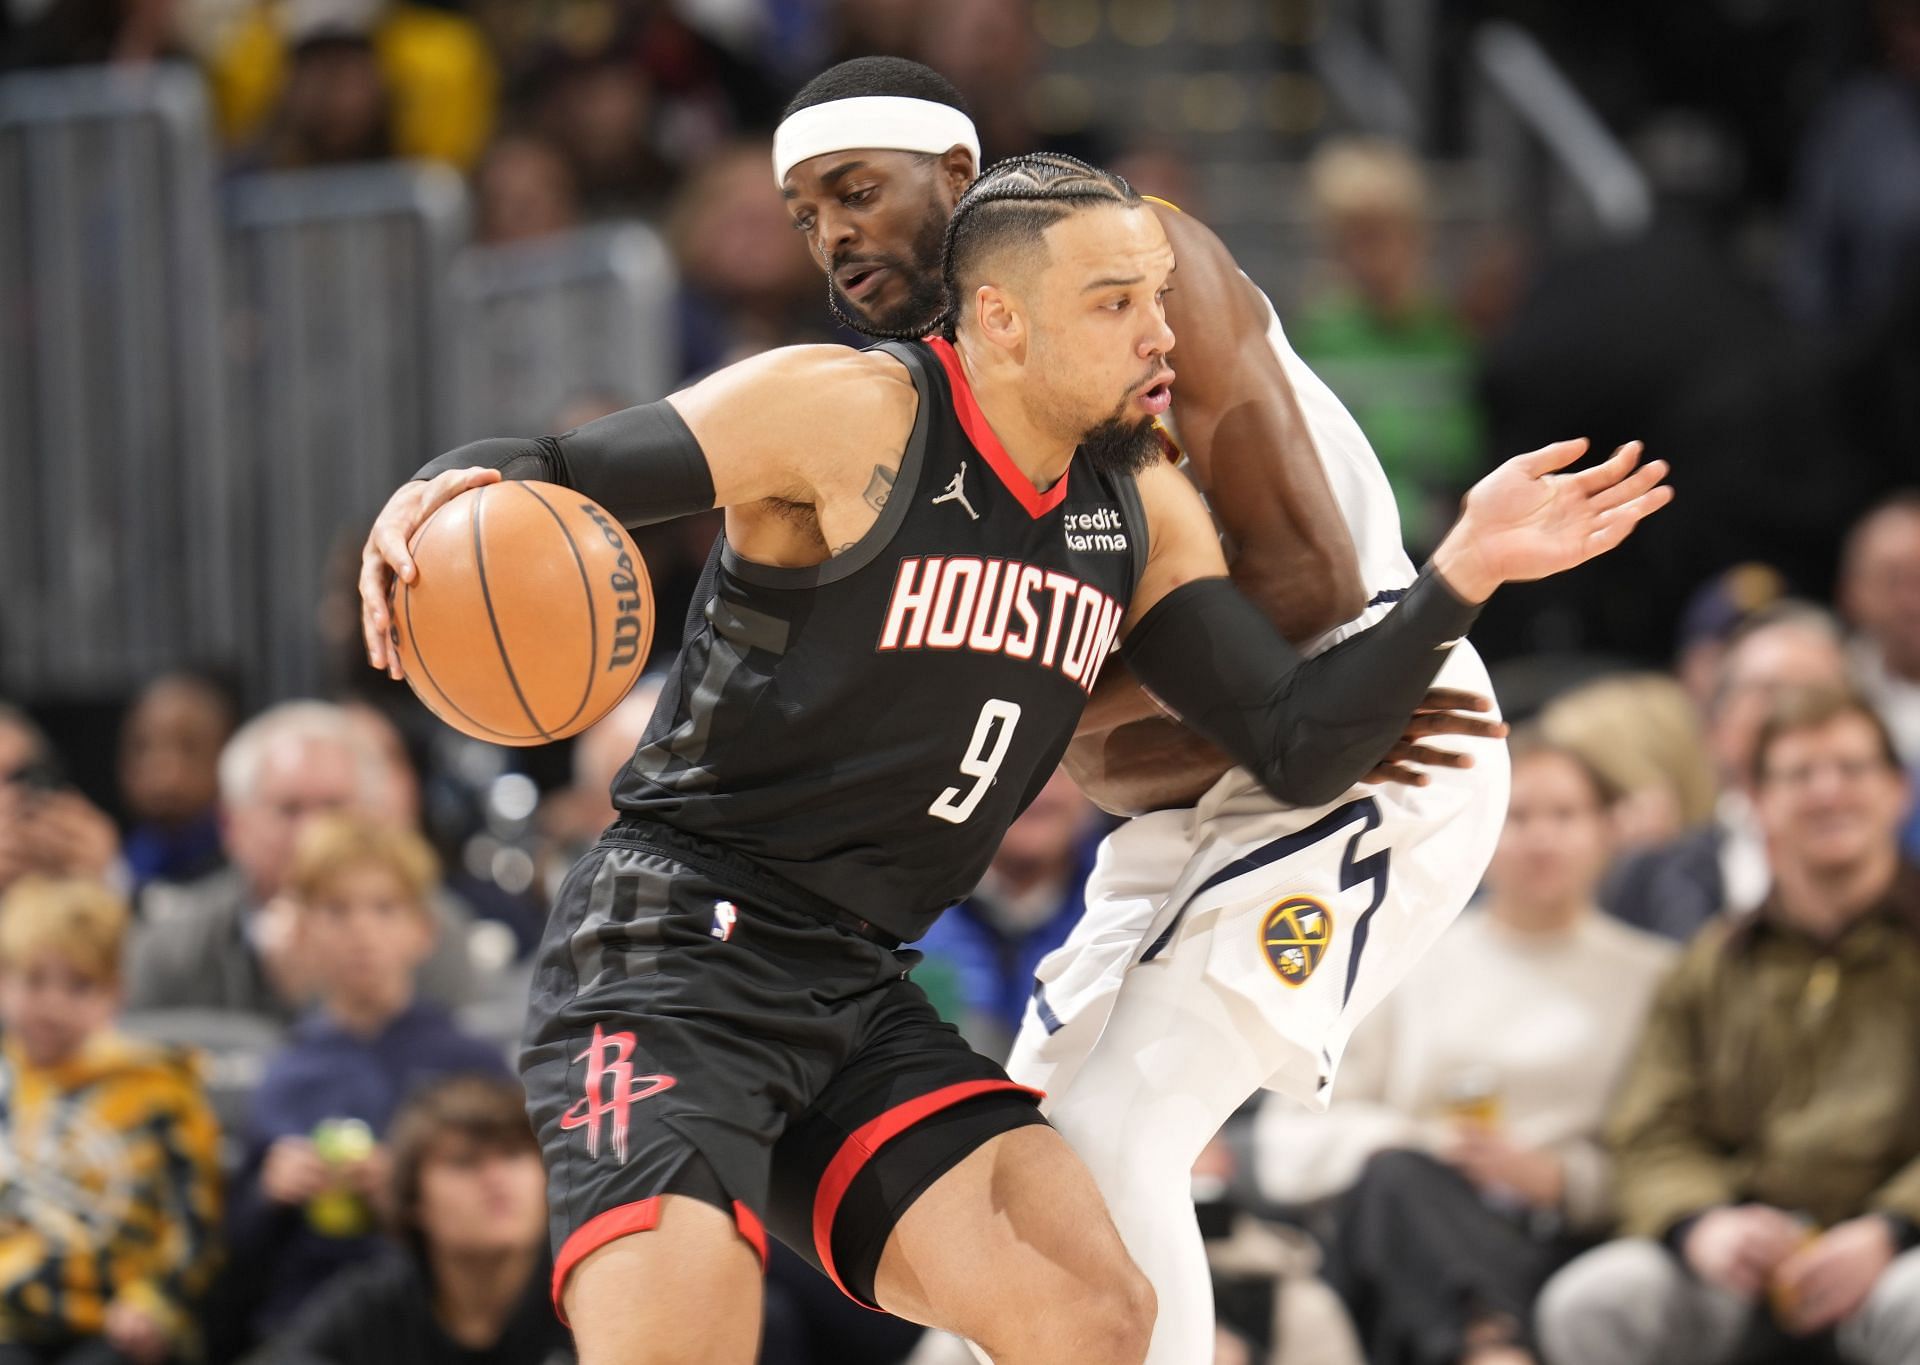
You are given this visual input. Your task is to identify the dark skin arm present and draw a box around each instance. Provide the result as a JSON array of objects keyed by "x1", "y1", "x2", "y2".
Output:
[
  {"x1": 1150, "y1": 202, "x2": 1363, "y2": 642},
  {"x1": 1069, "y1": 202, "x2": 1366, "y2": 813},
  {"x1": 1068, "y1": 204, "x2": 1507, "y2": 815}
]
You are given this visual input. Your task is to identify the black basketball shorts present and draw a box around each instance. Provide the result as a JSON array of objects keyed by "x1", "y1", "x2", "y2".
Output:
[{"x1": 521, "y1": 820, "x2": 1046, "y2": 1318}]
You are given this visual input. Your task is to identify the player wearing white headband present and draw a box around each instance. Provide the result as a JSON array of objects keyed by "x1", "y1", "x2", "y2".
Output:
[{"x1": 778, "y1": 57, "x2": 1521, "y2": 1364}]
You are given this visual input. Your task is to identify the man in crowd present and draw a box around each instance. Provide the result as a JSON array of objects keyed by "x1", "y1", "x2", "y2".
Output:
[
  {"x1": 1840, "y1": 492, "x2": 1920, "y2": 768},
  {"x1": 118, "y1": 671, "x2": 237, "y2": 893},
  {"x1": 0, "y1": 704, "x2": 122, "y2": 898},
  {"x1": 1603, "y1": 604, "x2": 1850, "y2": 939},
  {"x1": 1538, "y1": 687, "x2": 1920, "y2": 1365},
  {"x1": 131, "y1": 700, "x2": 475, "y2": 1024}
]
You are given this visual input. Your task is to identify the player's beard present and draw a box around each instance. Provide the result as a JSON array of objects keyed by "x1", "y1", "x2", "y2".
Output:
[
  {"x1": 826, "y1": 204, "x2": 951, "y2": 339},
  {"x1": 1078, "y1": 410, "x2": 1165, "y2": 477}
]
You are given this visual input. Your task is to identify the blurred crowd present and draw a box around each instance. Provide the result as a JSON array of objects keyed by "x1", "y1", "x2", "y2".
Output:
[
  {"x1": 6, "y1": 0, "x2": 1920, "y2": 653},
  {"x1": 4, "y1": 0, "x2": 1920, "y2": 1362}
]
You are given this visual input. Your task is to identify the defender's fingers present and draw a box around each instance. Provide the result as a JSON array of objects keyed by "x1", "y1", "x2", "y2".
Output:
[
  {"x1": 1404, "y1": 711, "x2": 1507, "y2": 741},
  {"x1": 1414, "y1": 688, "x2": 1493, "y2": 713},
  {"x1": 1568, "y1": 441, "x2": 1644, "y2": 494},
  {"x1": 1516, "y1": 438, "x2": 1590, "y2": 477},
  {"x1": 1582, "y1": 488, "x2": 1673, "y2": 558},
  {"x1": 1595, "y1": 484, "x2": 1676, "y2": 533},
  {"x1": 1363, "y1": 763, "x2": 1430, "y2": 787},
  {"x1": 1397, "y1": 743, "x2": 1475, "y2": 769},
  {"x1": 1589, "y1": 457, "x2": 1669, "y2": 513}
]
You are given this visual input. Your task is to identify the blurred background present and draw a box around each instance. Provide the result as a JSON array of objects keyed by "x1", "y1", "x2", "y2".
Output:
[{"x1": 2, "y1": 2, "x2": 1919, "y2": 1364}]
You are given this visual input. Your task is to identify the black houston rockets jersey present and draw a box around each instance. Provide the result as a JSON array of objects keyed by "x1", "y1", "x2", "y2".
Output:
[{"x1": 612, "y1": 338, "x2": 1150, "y2": 942}]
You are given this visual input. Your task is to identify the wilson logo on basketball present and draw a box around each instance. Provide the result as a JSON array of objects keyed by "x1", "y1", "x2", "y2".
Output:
[
  {"x1": 579, "y1": 503, "x2": 648, "y2": 672},
  {"x1": 559, "y1": 1023, "x2": 677, "y2": 1164},
  {"x1": 1260, "y1": 896, "x2": 1333, "y2": 988},
  {"x1": 875, "y1": 556, "x2": 1123, "y2": 694}
]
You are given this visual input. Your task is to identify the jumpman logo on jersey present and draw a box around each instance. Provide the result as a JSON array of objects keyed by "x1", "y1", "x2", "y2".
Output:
[
  {"x1": 931, "y1": 462, "x2": 980, "y2": 520},
  {"x1": 558, "y1": 1023, "x2": 677, "y2": 1163}
]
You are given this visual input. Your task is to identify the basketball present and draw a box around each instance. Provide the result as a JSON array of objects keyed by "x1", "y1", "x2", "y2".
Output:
[{"x1": 392, "y1": 481, "x2": 654, "y2": 746}]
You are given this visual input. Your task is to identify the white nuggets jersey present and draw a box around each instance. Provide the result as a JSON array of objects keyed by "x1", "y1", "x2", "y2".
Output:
[{"x1": 1016, "y1": 286, "x2": 1512, "y2": 1110}]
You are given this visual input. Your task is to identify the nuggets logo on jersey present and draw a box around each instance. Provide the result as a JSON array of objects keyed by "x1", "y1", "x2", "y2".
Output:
[
  {"x1": 877, "y1": 555, "x2": 1124, "y2": 694},
  {"x1": 1261, "y1": 896, "x2": 1334, "y2": 987}
]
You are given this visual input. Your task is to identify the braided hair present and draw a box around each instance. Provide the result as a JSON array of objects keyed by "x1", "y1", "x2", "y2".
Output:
[{"x1": 937, "y1": 154, "x2": 1139, "y2": 340}]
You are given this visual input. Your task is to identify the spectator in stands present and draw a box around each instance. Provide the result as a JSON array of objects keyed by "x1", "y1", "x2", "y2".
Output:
[
  {"x1": 1539, "y1": 673, "x2": 1717, "y2": 857},
  {"x1": 208, "y1": 0, "x2": 497, "y2": 171},
  {"x1": 1294, "y1": 137, "x2": 1482, "y2": 553},
  {"x1": 668, "y1": 138, "x2": 837, "y2": 376},
  {"x1": 0, "y1": 876, "x2": 222, "y2": 1365},
  {"x1": 118, "y1": 672, "x2": 236, "y2": 895},
  {"x1": 227, "y1": 814, "x2": 507, "y2": 1343},
  {"x1": 1840, "y1": 492, "x2": 1920, "y2": 768},
  {"x1": 1537, "y1": 687, "x2": 1920, "y2": 1365},
  {"x1": 0, "y1": 704, "x2": 123, "y2": 899},
  {"x1": 131, "y1": 701, "x2": 475, "y2": 1025},
  {"x1": 254, "y1": 1074, "x2": 568, "y2": 1365},
  {"x1": 0, "y1": 0, "x2": 179, "y2": 70},
  {"x1": 1783, "y1": 0, "x2": 1920, "y2": 327},
  {"x1": 1602, "y1": 605, "x2": 1850, "y2": 940},
  {"x1": 913, "y1": 768, "x2": 1097, "y2": 1060},
  {"x1": 1672, "y1": 563, "x2": 1791, "y2": 713},
  {"x1": 1253, "y1": 736, "x2": 1674, "y2": 1365},
  {"x1": 474, "y1": 131, "x2": 580, "y2": 246},
  {"x1": 522, "y1": 50, "x2": 667, "y2": 220},
  {"x1": 247, "y1": 15, "x2": 394, "y2": 170}
]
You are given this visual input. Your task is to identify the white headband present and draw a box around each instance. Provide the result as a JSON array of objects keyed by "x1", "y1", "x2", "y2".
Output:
[{"x1": 773, "y1": 96, "x2": 980, "y2": 186}]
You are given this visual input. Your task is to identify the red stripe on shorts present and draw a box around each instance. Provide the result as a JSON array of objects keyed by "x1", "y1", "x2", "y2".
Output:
[
  {"x1": 552, "y1": 1195, "x2": 768, "y2": 1323},
  {"x1": 811, "y1": 1079, "x2": 1043, "y2": 1309}
]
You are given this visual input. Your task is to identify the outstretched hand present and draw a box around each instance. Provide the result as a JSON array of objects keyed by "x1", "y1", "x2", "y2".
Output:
[{"x1": 1432, "y1": 440, "x2": 1672, "y2": 604}]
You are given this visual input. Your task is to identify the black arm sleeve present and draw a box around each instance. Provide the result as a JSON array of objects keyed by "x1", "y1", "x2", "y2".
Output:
[
  {"x1": 1120, "y1": 565, "x2": 1483, "y2": 807},
  {"x1": 411, "y1": 399, "x2": 715, "y2": 529}
]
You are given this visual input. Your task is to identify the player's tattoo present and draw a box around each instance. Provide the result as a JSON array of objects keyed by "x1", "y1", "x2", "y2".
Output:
[{"x1": 863, "y1": 465, "x2": 896, "y2": 512}]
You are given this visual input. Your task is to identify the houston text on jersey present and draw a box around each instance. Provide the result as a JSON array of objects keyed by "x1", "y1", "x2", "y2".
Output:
[{"x1": 876, "y1": 555, "x2": 1123, "y2": 693}]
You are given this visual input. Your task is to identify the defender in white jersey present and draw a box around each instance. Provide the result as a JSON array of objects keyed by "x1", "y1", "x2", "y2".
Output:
[
  {"x1": 1006, "y1": 291, "x2": 1511, "y2": 1361},
  {"x1": 772, "y1": 60, "x2": 1668, "y2": 1365}
]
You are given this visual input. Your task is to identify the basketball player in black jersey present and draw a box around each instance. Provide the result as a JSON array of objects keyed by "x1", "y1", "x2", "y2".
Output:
[
  {"x1": 358, "y1": 161, "x2": 1668, "y2": 1364},
  {"x1": 774, "y1": 57, "x2": 1502, "y2": 812}
]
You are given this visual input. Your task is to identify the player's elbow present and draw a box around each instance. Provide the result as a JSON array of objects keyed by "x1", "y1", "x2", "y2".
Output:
[{"x1": 1253, "y1": 746, "x2": 1364, "y2": 809}]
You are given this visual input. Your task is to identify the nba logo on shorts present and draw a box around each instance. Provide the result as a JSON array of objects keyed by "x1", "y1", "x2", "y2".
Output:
[
  {"x1": 712, "y1": 900, "x2": 739, "y2": 942},
  {"x1": 1260, "y1": 896, "x2": 1333, "y2": 988}
]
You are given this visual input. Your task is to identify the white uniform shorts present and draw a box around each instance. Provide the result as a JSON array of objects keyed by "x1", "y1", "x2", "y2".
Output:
[{"x1": 1020, "y1": 639, "x2": 1509, "y2": 1109}]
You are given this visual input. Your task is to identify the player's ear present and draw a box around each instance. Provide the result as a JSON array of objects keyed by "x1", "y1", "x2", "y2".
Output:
[
  {"x1": 936, "y1": 146, "x2": 975, "y2": 209},
  {"x1": 973, "y1": 283, "x2": 1023, "y2": 353}
]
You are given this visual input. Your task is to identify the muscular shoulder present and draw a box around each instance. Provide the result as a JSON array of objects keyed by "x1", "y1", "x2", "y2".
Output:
[
  {"x1": 690, "y1": 344, "x2": 914, "y2": 428},
  {"x1": 670, "y1": 344, "x2": 918, "y2": 504}
]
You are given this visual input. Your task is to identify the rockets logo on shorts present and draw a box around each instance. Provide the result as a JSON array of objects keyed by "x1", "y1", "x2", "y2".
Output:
[
  {"x1": 876, "y1": 556, "x2": 1124, "y2": 694},
  {"x1": 1261, "y1": 896, "x2": 1334, "y2": 988},
  {"x1": 558, "y1": 1024, "x2": 677, "y2": 1163}
]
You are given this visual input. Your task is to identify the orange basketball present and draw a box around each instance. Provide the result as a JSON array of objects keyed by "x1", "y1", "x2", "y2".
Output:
[{"x1": 392, "y1": 481, "x2": 654, "y2": 746}]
